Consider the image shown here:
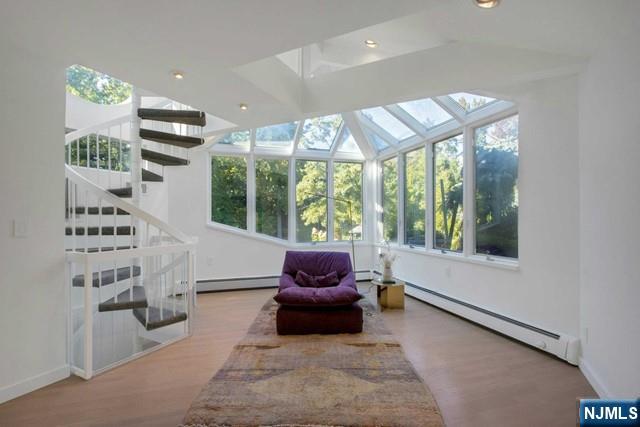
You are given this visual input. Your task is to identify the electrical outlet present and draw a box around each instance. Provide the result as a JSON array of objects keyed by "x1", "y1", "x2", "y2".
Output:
[{"x1": 13, "y1": 219, "x2": 28, "y2": 238}]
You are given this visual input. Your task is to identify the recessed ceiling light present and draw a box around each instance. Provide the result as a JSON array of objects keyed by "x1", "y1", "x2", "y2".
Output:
[
  {"x1": 239, "y1": 103, "x2": 248, "y2": 111},
  {"x1": 364, "y1": 39, "x2": 378, "y2": 48},
  {"x1": 473, "y1": 0, "x2": 500, "y2": 8},
  {"x1": 172, "y1": 71, "x2": 184, "y2": 80}
]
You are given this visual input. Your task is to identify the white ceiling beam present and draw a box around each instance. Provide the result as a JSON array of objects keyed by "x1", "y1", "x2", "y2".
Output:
[
  {"x1": 342, "y1": 112, "x2": 376, "y2": 160},
  {"x1": 433, "y1": 96, "x2": 466, "y2": 122},
  {"x1": 383, "y1": 104, "x2": 428, "y2": 137}
]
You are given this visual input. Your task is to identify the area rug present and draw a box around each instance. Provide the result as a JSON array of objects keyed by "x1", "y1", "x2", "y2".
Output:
[{"x1": 183, "y1": 299, "x2": 443, "y2": 427}]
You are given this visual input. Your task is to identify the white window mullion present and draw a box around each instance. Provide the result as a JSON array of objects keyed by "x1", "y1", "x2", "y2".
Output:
[
  {"x1": 397, "y1": 154, "x2": 406, "y2": 246},
  {"x1": 247, "y1": 153, "x2": 256, "y2": 234},
  {"x1": 289, "y1": 158, "x2": 297, "y2": 244},
  {"x1": 327, "y1": 160, "x2": 335, "y2": 242},
  {"x1": 425, "y1": 143, "x2": 434, "y2": 250},
  {"x1": 462, "y1": 125, "x2": 475, "y2": 257}
]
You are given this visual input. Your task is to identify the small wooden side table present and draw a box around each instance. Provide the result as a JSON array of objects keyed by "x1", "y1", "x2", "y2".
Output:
[{"x1": 372, "y1": 278, "x2": 405, "y2": 310}]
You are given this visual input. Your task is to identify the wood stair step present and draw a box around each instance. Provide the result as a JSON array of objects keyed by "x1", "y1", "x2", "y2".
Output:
[
  {"x1": 133, "y1": 306, "x2": 187, "y2": 331},
  {"x1": 138, "y1": 108, "x2": 206, "y2": 127},
  {"x1": 140, "y1": 129, "x2": 204, "y2": 149},
  {"x1": 98, "y1": 286, "x2": 148, "y2": 312},
  {"x1": 108, "y1": 187, "x2": 132, "y2": 198},
  {"x1": 142, "y1": 168, "x2": 163, "y2": 182},
  {"x1": 72, "y1": 266, "x2": 141, "y2": 288},
  {"x1": 66, "y1": 245, "x2": 135, "y2": 253},
  {"x1": 141, "y1": 149, "x2": 189, "y2": 166},
  {"x1": 68, "y1": 206, "x2": 129, "y2": 215},
  {"x1": 65, "y1": 226, "x2": 136, "y2": 236}
]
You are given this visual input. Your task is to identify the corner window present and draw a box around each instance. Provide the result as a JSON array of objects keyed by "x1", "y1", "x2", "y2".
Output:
[
  {"x1": 433, "y1": 135, "x2": 464, "y2": 252},
  {"x1": 475, "y1": 115, "x2": 519, "y2": 258},
  {"x1": 404, "y1": 147, "x2": 426, "y2": 247},
  {"x1": 381, "y1": 157, "x2": 398, "y2": 242},
  {"x1": 255, "y1": 159, "x2": 289, "y2": 239},
  {"x1": 333, "y1": 162, "x2": 363, "y2": 241},
  {"x1": 211, "y1": 156, "x2": 247, "y2": 229},
  {"x1": 296, "y1": 160, "x2": 328, "y2": 242}
]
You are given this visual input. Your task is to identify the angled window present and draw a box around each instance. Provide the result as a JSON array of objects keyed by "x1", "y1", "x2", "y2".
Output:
[
  {"x1": 398, "y1": 98, "x2": 453, "y2": 129},
  {"x1": 364, "y1": 128, "x2": 390, "y2": 152},
  {"x1": 382, "y1": 157, "x2": 398, "y2": 242},
  {"x1": 255, "y1": 122, "x2": 298, "y2": 148},
  {"x1": 211, "y1": 156, "x2": 247, "y2": 229},
  {"x1": 475, "y1": 115, "x2": 519, "y2": 258},
  {"x1": 448, "y1": 92, "x2": 497, "y2": 113},
  {"x1": 298, "y1": 114, "x2": 342, "y2": 150},
  {"x1": 433, "y1": 135, "x2": 464, "y2": 252},
  {"x1": 336, "y1": 127, "x2": 362, "y2": 154},
  {"x1": 255, "y1": 159, "x2": 289, "y2": 239},
  {"x1": 296, "y1": 160, "x2": 328, "y2": 242},
  {"x1": 333, "y1": 162, "x2": 363, "y2": 241},
  {"x1": 404, "y1": 147, "x2": 426, "y2": 247},
  {"x1": 360, "y1": 107, "x2": 415, "y2": 141},
  {"x1": 66, "y1": 64, "x2": 132, "y2": 105},
  {"x1": 218, "y1": 130, "x2": 250, "y2": 146}
]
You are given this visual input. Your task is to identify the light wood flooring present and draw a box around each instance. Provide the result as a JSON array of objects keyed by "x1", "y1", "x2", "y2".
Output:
[{"x1": 0, "y1": 287, "x2": 595, "y2": 426}]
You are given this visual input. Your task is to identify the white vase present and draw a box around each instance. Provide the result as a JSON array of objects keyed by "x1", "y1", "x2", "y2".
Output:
[{"x1": 382, "y1": 265, "x2": 393, "y2": 282}]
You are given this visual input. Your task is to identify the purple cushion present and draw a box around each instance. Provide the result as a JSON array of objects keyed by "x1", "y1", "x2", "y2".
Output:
[
  {"x1": 273, "y1": 285, "x2": 362, "y2": 307},
  {"x1": 295, "y1": 271, "x2": 339, "y2": 288},
  {"x1": 282, "y1": 251, "x2": 352, "y2": 279}
]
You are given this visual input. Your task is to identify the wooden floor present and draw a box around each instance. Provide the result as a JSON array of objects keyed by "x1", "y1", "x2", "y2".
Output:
[{"x1": 0, "y1": 287, "x2": 595, "y2": 427}]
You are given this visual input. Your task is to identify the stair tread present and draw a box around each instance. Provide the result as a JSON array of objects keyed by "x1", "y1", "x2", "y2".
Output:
[
  {"x1": 68, "y1": 206, "x2": 129, "y2": 215},
  {"x1": 98, "y1": 286, "x2": 148, "y2": 312},
  {"x1": 138, "y1": 108, "x2": 206, "y2": 127},
  {"x1": 140, "y1": 128, "x2": 204, "y2": 148},
  {"x1": 72, "y1": 266, "x2": 141, "y2": 288},
  {"x1": 65, "y1": 226, "x2": 136, "y2": 236},
  {"x1": 142, "y1": 168, "x2": 163, "y2": 182},
  {"x1": 66, "y1": 245, "x2": 136, "y2": 253},
  {"x1": 108, "y1": 187, "x2": 132, "y2": 198},
  {"x1": 132, "y1": 305, "x2": 187, "y2": 331},
  {"x1": 141, "y1": 149, "x2": 189, "y2": 166}
]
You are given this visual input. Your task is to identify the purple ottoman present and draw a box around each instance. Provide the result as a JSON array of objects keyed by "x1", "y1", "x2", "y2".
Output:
[{"x1": 274, "y1": 251, "x2": 363, "y2": 335}]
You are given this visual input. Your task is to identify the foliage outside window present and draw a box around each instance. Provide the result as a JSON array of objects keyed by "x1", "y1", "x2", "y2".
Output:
[
  {"x1": 433, "y1": 135, "x2": 464, "y2": 252},
  {"x1": 333, "y1": 162, "x2": 363, "y2": 241},
  {"x1": 404, "y1": 147, "x2": 426, "y2": 247},
  {"x1": 255, "y1": 122, "x2": 298, "y2": 148},
  {"x1": 219, "y1": 130, "x2": 250, "y2": 146},
  {"x1": 255, "y1": 159, "x2": 289, "y2": 239},
  {"x1": 211, "y1": 156, "x2": 247, "y2": 230},
  {"x1": 382, "y1": 158, "x2": 398, "y2": 242},
  {"x1": 475, "y1": 115, "x2": 519, "y2": 258},
  {"x1": 66, "y1": 134, "x2": 130, "y2": 171},
  {"x1": 66, "y1": 65, "x2": 132, "y2": 105},
  {"x1": 296, "y1": 160, "x2": 328, "y2": 242},
  {"x1": 298, "y1": 115, "x2": 342, "y2": 150}
]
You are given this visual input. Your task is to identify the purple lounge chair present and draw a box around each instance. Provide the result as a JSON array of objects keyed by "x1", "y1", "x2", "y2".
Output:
[{"x1": 274, "y1": 251, "x2": 363, "y2": 335}]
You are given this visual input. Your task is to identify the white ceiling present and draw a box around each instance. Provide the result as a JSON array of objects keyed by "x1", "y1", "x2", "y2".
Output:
[{"x1": 2, "y1": 0, "x2": 639, "y2": 130}]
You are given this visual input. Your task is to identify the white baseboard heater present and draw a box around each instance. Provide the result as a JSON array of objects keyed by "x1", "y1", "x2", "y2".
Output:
[{"x1": 402, "y1": 280, "x2": 580, "y2": 365}]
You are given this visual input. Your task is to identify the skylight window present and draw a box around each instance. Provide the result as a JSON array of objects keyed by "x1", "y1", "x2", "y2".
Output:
[
  {"x1": 218, "y1": 130, "x2": 250, "y2": 146},
  {"x1": 336, "y1": 127, "x2": 362, "y2": 154},
  {"x1": 298, "y1": 114, "x2": 342, "y2": 150},
  {"x1": 255, "y1": 121, "x2": 298, "y2": 148},
  {"x1": 360, "y1": 107, "x2": 415, "y2": 141},
  {"x1": 448, "y1": 92, "x2": 497, "y2": 112},
  {"x1": 364, "y1": 128, "x2": 390, "y2": 152},
  {"x1": 398, "y1": 98, "x2": 453, "y2": 129}
]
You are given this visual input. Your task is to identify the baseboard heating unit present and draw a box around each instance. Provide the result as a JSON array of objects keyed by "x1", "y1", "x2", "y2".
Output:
[{"x1": 401, "y1": 279, "x2": 580, "y2": 365}]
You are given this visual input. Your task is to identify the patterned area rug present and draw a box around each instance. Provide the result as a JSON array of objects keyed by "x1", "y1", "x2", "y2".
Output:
[{"x1": 183, "y1": 299, "x2": 443, "y2": 427}]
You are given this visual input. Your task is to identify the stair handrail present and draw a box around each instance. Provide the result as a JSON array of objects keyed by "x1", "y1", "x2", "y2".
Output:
[{"x1": 65, "y1": 164, "x2": 196, "y2": 245}]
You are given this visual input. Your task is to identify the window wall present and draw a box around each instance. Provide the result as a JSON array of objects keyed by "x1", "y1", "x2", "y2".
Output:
[
  {"x1": 211, "y1": 156, "x2": 247, "y2": 229},
  {"x1": 296, "y1": 160, "x2": 328, "y2": 242},
  {"x1": 255, "y1": 159, "x2": 289, "y2": 239},
  {"x1": 433, "y1": 135, "x2": 464, "y2": 252},
  {"x1": 404, "y1": 147, "x2": 426, "y2": 247},
  {"x1": 333, "y1": 162, "x2": 363, "y2": 241},
  {"x1": 381, "y1": 158, "x2": 398, "y2": 242}
]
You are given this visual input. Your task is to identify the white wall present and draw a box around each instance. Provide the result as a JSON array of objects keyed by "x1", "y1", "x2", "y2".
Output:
[
  {"x1": 65, "y1": 92, "x2": 131, "y2": 131},
  {"x1": 167, "y1": 151, "x2": 374, "y2": 284},
  {"x1": 578, "y1": 32, "x2": 640, "y2": 398},
  {"x1": 0, "y1": 42, "x2": 68, "y2": 402},
  {"x1": 387, "y1": 75, "x2": 581, "y2": 338}
]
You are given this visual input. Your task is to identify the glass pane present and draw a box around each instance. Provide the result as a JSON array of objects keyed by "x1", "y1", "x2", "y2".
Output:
[
  {"x1": 398, "y1": 98, "x2": 453, "y2": 129},
  {"x1": 218, "y1": 130, "x2": 250, "y2": 146},
  {"x1": 360, "y1": 107, "x2": 415, "y2": 141},
  {"x1": 255, "y1": 159, "x2": 289, "y2": 239},
  {"x1": 364, "y1": 128, "x2": 390, "y2": 151},
  {"x1": 382, "y1": 157, "x2": 398, "y2": 242},
  {"x1": 211, "y1": 156, "x2": 247, "y2": 229},
  {"x1": 449, "y1": 92, "x2": 497, "y2": 112},
  {"x1": 296, "y1": 160, "x2": 327, "y2": 242},
  {"x1": 333, "y1": 162, "x2": 363, "y2": 241},
  {"x1": 404, "y1": 147, "x2": 426, "y2": 247},
  {"x1": 336, "y1": 127, "x2": 362, "y2": 154},
  {"x1": 298, "y1": 114, "x2": 342, "y2": 150},
  {"x1": 433, "y1": 135, "x2": 464, "y2": 252},
  {"x1": 255, "y1": 122, "x2": 298, "y2": 148},
  {"x1": 475, "y1": 115, "x2": 519, "y2": 258}
]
